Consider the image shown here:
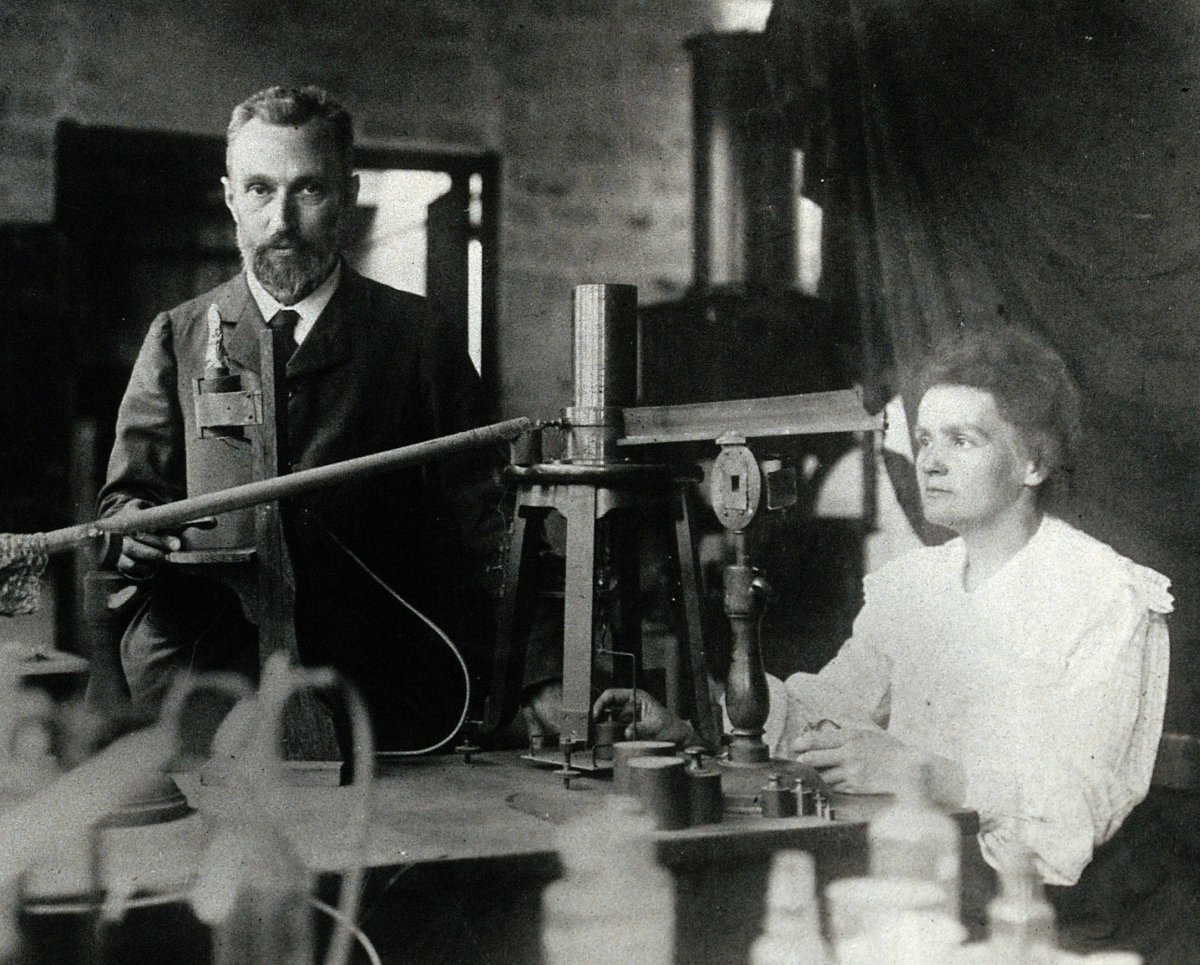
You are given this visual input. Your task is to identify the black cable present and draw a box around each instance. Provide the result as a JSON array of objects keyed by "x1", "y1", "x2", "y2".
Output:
[{"x1": 301, "y1": 511, "x2": 471, "y2": 756}]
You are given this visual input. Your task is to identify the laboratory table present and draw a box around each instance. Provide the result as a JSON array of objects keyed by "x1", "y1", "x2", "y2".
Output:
[{"x1": 20, "y1": 751, "x2": 991, "y2": 964}]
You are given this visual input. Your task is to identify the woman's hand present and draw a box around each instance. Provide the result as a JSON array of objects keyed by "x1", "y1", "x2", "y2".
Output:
[
  {"x1": 793, "y1": 727, "x2": 967, "y2": 804},
  {"x1": 791, "y1": 726, "x2": 920, "y2": 794},
  {"x1": 592, "y1": 688, "x2": 695, "y2": 744}
]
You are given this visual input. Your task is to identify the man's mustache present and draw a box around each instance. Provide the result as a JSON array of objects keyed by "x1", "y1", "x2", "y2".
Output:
[{"x1": 259, "y1": 234, "x2": 313, "y2": 253}]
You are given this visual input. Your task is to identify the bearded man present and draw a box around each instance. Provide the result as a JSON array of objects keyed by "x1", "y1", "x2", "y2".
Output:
[{"x1": 97, "y1": 86, "x2": 518, "y2": 750}]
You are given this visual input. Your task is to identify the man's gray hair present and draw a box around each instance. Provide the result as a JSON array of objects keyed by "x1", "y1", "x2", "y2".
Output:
[{"x1": 227, "y1": 85, "x2": 354, "y2": 170}]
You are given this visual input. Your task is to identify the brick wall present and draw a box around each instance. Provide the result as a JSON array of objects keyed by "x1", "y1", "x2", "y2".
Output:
[
  {"x1": 0, "y1": 0, "x2": 735, "y2": 419},
  {"x1": 10, "y1": 2, "x2": 1197, "y2": 731}
]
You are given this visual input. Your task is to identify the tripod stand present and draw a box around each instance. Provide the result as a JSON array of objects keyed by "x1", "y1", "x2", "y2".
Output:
[{"x1": 483, "y1": 458, "x2": 721, "y2": 765}]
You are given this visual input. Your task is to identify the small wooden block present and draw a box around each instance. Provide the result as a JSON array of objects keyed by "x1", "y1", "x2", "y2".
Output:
[{"x1": 166, "y1": 548, "x2": 256, "y2": 565}]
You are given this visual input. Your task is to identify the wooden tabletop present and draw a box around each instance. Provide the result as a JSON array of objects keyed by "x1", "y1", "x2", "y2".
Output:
[{"x1": 21, "y1": 750, "x2": 976, "y2": 903}]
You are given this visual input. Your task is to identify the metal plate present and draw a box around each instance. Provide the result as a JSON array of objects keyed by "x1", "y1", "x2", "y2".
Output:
[
  {"x1": 711, "y1": 445, "x2": 761, "y2": 531},
  {"x1": 620, "y1": 388, "x2": 884, "y2": 446},
  {"x1": 193, "y1": 389, "x2": 263, "y2": 430}
]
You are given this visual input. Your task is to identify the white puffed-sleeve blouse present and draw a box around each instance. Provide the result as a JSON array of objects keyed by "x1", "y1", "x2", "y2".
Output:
[{"x1": 773, "y1": 515, "x2": 1171, "y2": 886}]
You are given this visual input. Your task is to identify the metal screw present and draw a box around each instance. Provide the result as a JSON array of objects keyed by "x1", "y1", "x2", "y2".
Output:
[{"x1": 556, "y1": 738, "x2": 583, "y2": 789}]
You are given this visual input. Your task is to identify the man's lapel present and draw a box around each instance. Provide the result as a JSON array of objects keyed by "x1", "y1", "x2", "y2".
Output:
[
  {"x1": 214, "y1": 269, "x2": 356, "y2": 377},
  {"x1": 216, "y1": 274, "x2": 267, "y2": 374}
]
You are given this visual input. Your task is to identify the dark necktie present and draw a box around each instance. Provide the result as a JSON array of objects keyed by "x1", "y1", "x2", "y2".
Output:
[{"x1": 269, "y1": 308, "x2": 300, "y2": 361}]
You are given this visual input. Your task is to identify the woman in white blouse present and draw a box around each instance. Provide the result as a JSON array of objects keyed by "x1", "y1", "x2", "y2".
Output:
[{"x1": 597, "y1": 325, "x2": 1171, "y2": 886}]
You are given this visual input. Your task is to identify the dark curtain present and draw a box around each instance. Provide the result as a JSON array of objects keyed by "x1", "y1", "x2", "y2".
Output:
[{"x1": 765, "y1": 0, "x2": 1200, "y2": 733}]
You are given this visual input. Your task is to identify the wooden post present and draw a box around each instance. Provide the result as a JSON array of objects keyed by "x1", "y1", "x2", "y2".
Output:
[
  {"x1": 255, "y1": 327, "x2": 342, "y2": 783},
  {"x1": 671, "y1": 483, "x2": 722, "y2": 750},
  {"x1": 559, "y1": 486, "x2": 599, "y2": 744}
]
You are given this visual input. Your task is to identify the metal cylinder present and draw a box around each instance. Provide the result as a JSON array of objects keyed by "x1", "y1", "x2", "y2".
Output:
[
  {"x1": 594, "y1": 718, "x2": 623, "y2": 762},
  {"x1": 572, "y1": 284, "x2": 638, "y2": 410},
  {"x1": 799, "y1": 781, "x2": 817, "y2": 817},
  {"x1": 564, "y1": 284, "x2": 638, "y2": 465},
  {"x1": 188, "y1": 371, "x2": 256, "y2": 552},
  {"x1": 629, "y1": 756, "x2": 689, "y2": 831},
  {"x1": 612, "y1": 740, "x2": 676, "y2": 796},
  {"x1": 687, "y1": 767, "x2": 724, "y2": 826},
  {"x1": 761, "y1": 774, "x2": 798, "y2": 818}
]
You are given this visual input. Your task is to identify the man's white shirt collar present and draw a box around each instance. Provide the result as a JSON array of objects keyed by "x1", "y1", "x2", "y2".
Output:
[{"x1": 247, "y1": 261, "x2": 342, "y2": 347}]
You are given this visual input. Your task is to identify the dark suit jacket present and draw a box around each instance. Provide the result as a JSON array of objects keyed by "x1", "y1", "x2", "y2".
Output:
[{"x1": 100, "y1": 266, "x2": 506, "y2": 747}]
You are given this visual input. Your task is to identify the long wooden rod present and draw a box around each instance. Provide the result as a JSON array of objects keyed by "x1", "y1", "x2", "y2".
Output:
[{"x1": 39, "y1": 417, "x2": 531, "y2": 555}]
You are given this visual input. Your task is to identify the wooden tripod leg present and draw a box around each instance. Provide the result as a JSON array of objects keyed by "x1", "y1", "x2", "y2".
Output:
[
  {"x1": 482, "y1": 498, "x2": 531, "y2": 734},
  {"x1": 255, "y1": 327, "x2": 341, "y2": 781},
  {"x1": 671, "y1": 482, "x2": 721, "y2": 750},
  {"x1": 559, "y1": 486, "x2": 598, "y2": 743}
]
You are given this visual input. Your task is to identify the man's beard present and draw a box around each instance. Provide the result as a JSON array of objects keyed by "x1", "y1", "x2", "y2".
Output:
[{"x1": 240, "y1": 229, "x2": 337, "y2": 305}]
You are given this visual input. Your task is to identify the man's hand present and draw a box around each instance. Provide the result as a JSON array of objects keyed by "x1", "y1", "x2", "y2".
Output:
[
  {"x1": 791, "y1": 726, "x2": 921, "y2": 794},
  {"x1": 592, "y1": 688, "x2": 695, "y2": 744},
  {"x1": 114, "y1": 498, "x2": 182, "y2": 582}
]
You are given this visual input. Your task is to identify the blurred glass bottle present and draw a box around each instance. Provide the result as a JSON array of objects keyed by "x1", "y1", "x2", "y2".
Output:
[
  {"x1": 986, "y1": 848, "x2": 1058, "y2": 965},
  {"x1": 0, "y1": 669, "x2": 58, "y2": 965},
  {"x1": 868, "y1": 758, "x2": 960, "y2": 920},
  {"x1": 750, "y1": 850, "x2": 830, "y2": 965},
  {"x1": 192, "y1": 791, "x2": 314, "y2": 965},
  {"x1": 542, "y1": 794, "x2": 674, "y2": 964}
]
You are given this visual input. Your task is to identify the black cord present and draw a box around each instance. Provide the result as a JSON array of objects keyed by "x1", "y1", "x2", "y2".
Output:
[{"x1": 299, "y1": 509, "x2": 471, "y2": 756}]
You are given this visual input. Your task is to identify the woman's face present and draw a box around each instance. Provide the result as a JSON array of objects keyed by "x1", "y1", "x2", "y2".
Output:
[{"x1": 914, "y1": 385, "x2": 1045, "y2": 534}]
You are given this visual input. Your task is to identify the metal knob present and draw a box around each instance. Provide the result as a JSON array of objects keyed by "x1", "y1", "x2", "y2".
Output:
[
  {"x1": 455, "y1": 722, "x2": 483, "y2": 765},
  {"x1": 556, "y1": 737, "x2": 584, "y2": 789}
]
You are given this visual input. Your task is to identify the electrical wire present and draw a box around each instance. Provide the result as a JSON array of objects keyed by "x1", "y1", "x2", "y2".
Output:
[
  {"x1": 312, "y1": 896, "x2": 383, "y2": 965},
  {"x1": 316, "y1": 522, "x2": 472, "y2": 757}
]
